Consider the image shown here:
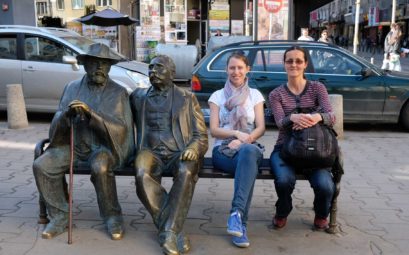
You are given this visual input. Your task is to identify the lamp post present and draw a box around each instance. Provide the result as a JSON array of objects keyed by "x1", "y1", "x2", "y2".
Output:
[
  {"x1": 353, "y1": 0, "x2": 360, "y2": 55},
  {"x1": 391, "y1": 0, "x2": 396, "y2": 24}
]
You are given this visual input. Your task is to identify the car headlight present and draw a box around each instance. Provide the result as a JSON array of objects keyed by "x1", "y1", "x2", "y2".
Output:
[{"x1": 126, "y1": 70, "x2": 151, "y2": 88}]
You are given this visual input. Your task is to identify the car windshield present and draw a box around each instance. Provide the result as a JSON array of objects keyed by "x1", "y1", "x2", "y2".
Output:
[{"x1": 61, "y1": 35, "x2": 128, "y2": 61}]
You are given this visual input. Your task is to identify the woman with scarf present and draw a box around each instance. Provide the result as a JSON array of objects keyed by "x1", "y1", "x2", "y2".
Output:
[
  {"x1": 382, "y1": 23, "x2": 402, "y2": 71},
  {"x1": 208, "y1": 52, "x2": 265, "y2": 248}
]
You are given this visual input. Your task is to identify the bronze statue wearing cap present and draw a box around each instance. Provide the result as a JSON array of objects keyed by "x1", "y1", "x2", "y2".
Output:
[
  {"x1": 130, "y1": 55, "x2": 208, "y2": 255},
  {"x1": 33, "y1": 43, "x2": 134, "y2": 240}
]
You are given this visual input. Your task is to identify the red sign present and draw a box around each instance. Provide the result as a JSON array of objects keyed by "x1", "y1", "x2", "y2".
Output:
[{"x1": 264, "y1": 0, "x2": 282, "y2": 13}]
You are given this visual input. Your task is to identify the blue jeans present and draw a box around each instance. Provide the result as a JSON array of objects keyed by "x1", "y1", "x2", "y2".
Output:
[
  {"x1": 212, "y1": 144, "x2": 263, "y2": 225},
  {"x1": 270, "y1": 147, "x2": 335, "y2": 219}
]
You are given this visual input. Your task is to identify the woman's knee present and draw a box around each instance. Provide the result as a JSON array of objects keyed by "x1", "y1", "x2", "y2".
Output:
[
  {"x1": 238, "y1": 144, "x2": 262, "y2": 160},
  {"x1": 311, "y1": 171, "x2": 335, "y2": 196},
  {"x1": 270, "y1": 152, "x2": 295, "y2": 186}
]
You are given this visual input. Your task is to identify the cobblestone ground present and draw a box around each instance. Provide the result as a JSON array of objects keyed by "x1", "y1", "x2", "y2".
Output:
[{"x1": 0, "y1": 120, "x2": 409, "y2": 255}]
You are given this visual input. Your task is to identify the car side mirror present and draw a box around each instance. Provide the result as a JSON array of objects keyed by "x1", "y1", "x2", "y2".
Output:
[
  {"x1": 63, "y1": 56, "x2": 80, "y2": 71},
  {"x1": 361, "y1": 67, "x2": 372, "y2": 77}
]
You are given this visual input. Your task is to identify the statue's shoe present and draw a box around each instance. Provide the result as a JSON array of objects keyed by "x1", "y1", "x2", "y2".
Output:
[
  {"x1": 106, "y1": 216, "x2": 124, "y2": 240},
  {"x1": 159, "y1": 231, "x2": 179, "y2": 255},
  {"x1": 41, "y1": 218, "x2": 68, "y2": 239},
  {"x1": 177, "y1": 232, "x2": 191, "y2": 253}
]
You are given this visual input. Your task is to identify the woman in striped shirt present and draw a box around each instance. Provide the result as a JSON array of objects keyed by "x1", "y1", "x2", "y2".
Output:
[{"x1": 268, "y1": 46, "x2": 336, "y2": 231}]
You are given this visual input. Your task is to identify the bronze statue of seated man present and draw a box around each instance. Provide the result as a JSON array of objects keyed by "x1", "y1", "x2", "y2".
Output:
[
  {"x1": 130, "y1": 55, "x2": 208, "y2": 255},
  {"x1": 33, "y1": 43, "x2": 134, "y2": 240}
]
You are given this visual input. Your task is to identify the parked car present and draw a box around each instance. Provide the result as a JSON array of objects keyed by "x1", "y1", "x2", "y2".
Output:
[
  {"x1": 0, "y1": 25, "x2": 150, "y2": 113},
  {"x1": 191, "y1": 40, "x2": 409, "y2": 130}
]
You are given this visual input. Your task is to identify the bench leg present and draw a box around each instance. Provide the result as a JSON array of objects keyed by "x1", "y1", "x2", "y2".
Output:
[
  {"x1": 38, "y1": 196, "x2": 50, "y2": 224},
  {"x1": 326, "y1": 182, "x2": 341, "y2": 234}
]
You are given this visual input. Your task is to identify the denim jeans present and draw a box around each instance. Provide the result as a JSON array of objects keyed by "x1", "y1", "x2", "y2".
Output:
[
  {"x1": 212, "y1": 143, "x2": 263, "y2": 225},
  {"x1": 270, "y1": 147, "x2": 335, "y2": 219}
]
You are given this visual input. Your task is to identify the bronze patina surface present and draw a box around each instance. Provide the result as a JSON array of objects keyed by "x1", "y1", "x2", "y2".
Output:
[
  {"x1": 33, "y1": 43, "x2": 134, "y2": 240},
  {"x1": 130, "y1": 55, "x2": 208, "y2": 255}
]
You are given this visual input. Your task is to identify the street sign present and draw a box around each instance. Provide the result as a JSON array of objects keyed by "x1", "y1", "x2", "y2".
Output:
[{"x1": 264, "y1": 0, "x2": 282, "y2": 13}]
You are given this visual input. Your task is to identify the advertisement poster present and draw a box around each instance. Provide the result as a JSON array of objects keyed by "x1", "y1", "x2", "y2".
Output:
[
  {"x1": 81, "y1": 24, "x2": 118, "y2": 50},
  {"x1": 231, "y1": 20, "x2": 244, "y2": 35},
  {"x1": 164, "y1": 0, "x2": 187, "y2": 43},
  {"x1": 209, "y1": 3, "x2": 230, "y2": 36},
  {"x1": 137, "y1": 0, "x2": 161, "y2": 62},
  {"x1": 258, "y1": 0, "x2": 289, "y2": 40}
]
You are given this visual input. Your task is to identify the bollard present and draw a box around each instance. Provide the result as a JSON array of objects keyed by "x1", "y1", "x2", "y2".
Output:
[
  {"x1": 329, "y1": 94, "x2": 343, "y2": 139},
  {"x1": 7, "y1": 84, "x2": 29, "y2": 129},
  {"x1": 370, "y1": 57, "x2": 374, "y2": 64}
]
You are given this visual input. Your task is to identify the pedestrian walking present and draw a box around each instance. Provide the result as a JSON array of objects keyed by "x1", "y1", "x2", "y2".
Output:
[{"x1": 382, "y1": 23, "x2": 402, "y2": 71}]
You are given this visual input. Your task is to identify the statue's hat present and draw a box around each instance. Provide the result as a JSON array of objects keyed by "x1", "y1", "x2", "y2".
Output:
[{"x1": 77, "y1": 43, "x2": 121, "y2": 64}]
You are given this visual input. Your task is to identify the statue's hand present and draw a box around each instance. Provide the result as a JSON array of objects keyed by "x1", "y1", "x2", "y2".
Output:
[
  {"x1": 181, "y1": 148, "x2": 198, "y2": 161},
  {"x1": 68, "y1": 100, "x2": 91, "y2": 119}
]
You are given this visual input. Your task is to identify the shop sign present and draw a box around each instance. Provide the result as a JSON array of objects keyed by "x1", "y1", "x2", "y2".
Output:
[{"x1": 264, "y1": 0, "x2": 282, "y2": 13}]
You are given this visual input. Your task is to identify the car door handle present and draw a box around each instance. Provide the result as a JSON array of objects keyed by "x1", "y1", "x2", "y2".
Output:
[
  {"x1": 23, "y1": 66, "x2": 36, "y2": 72},
  {"x1": 255, "y1": 76, "x2": 269, "y2": 81}
]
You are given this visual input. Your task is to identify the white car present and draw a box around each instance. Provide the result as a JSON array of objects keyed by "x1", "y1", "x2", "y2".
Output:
[{"x1": 0, "y1": 25, "x2": 150, "y2": 113}]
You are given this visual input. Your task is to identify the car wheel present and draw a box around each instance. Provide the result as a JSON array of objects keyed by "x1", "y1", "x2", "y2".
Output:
[{"x1": 400, "y1": 102, "x2": 409, "y2": 131}]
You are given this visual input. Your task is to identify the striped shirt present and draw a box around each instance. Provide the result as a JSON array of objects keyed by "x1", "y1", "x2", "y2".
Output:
[{"x1": 268, "y1": 80, "x2": 336, "y2": 145}]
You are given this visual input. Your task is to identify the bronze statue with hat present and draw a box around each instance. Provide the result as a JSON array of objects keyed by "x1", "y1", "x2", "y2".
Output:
[
  {"x1": 33, "y1": 43, "x2": 134, "y2": 241},
  {"x1": 130, "y1": 55, "x2": 208, "y2": 255}
]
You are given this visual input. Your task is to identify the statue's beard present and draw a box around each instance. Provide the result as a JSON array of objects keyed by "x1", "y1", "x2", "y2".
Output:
[{"x1": 90, "y1": 72, "x2": 107, "y2": 85}]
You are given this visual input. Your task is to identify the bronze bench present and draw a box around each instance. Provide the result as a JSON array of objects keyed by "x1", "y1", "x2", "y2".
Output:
[{"x1": 34, "y1": 138, "x2": 342, "y2": 234}]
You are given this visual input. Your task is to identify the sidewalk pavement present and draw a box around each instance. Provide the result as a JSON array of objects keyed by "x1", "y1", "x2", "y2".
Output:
[
  {"x1": 348, "y1": 46, "x2": 409, "y2": 73},
  {"x1": 1, "y1": 120, "x2": 409, "y2": 255}
]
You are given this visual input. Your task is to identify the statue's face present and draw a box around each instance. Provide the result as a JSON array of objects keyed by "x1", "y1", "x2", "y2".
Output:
[
  {"x1": 84, "y1": 57, "x2": 111, "y2": 85},
  {"x1": 148, "y1": 57, "x2": 174, "y2": 89}
]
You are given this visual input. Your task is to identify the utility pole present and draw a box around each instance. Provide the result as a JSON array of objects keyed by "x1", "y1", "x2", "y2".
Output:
[
  {"x1": 391, "y1": 0, "x2": 396, "y2": 24},
  {"x1": 353, "y1": 0, "x2": 360, "y2": 55},
  {"x1": 253, "y1": 0, "x2": 258, "y2": 41}
]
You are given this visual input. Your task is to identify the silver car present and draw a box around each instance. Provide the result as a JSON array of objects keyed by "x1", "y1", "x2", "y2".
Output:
[{"x1": 0, "y1": 25, "x2": 150, "y2": 113}]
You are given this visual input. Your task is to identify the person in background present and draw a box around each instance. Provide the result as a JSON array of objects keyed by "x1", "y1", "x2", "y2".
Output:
[
  {"x1": 208, "y1": 52, "x2": 265, "y2": 248},
  {"x1": 317, "y1": 29, "x2": 333, "y2": 44},
  {"x1": 268, "y1": 46, "x2": 336, "y2": 231},
  {"x1": 382, "y1": 23, "x2": 402, "y2": 71},
  {"x1": 297, "y1": 28, "x2": 314, "y2": 41},
  {"x1": 215, "y1": 29, "x2": 223, "y2": 36}
]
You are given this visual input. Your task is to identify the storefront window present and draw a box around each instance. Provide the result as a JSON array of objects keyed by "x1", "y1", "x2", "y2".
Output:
[
  {"x1": 72, "y1": 0, "x2": 84, "y2": 10},
  {"x1": 57, "y1": 0, "x2": 64, "y2": 10},
  {"x1": 96, "y1": 0, "x2": 112, "y2": 7}
]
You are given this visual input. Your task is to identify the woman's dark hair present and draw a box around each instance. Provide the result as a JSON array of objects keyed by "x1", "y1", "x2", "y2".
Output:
[
  {"x1": 283, "y1": 46, "x2": 308, "y2": 63},
  {"x1": 283, "y1": 46, "x2": 308, "y2": 78},
  {"x1": 226, "y1": 50, "x2": 249, "y2": 67}
]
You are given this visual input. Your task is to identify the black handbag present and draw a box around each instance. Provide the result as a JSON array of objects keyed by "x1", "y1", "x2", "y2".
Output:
[{"x1": 280, "y1": 107, "x2": 339, "y2": 170}]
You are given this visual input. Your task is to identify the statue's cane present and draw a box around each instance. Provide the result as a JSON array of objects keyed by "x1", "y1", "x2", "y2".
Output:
[{"x1": 68, "y1": 117, "x2": 74, "y2": 244}]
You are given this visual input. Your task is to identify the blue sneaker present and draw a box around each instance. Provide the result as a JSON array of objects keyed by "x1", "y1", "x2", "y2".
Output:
[
  {"x1": 232, "y1": 225, "x2": 250, "y2": 248},
  {"x1": 227, "y1": 211, "x2": 243, "y2": 237}
]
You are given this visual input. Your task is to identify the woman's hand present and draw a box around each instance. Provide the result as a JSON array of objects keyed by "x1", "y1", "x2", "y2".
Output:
[
  {"x1": 235, "y1": 130, "x2": 253, "y2": 144},
  {"x1": 228, "y1": 139, "x2": 242, "y2": 149},
  {"x1": 291, "y1": 113, "x2": 321, "y2": 130}
]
